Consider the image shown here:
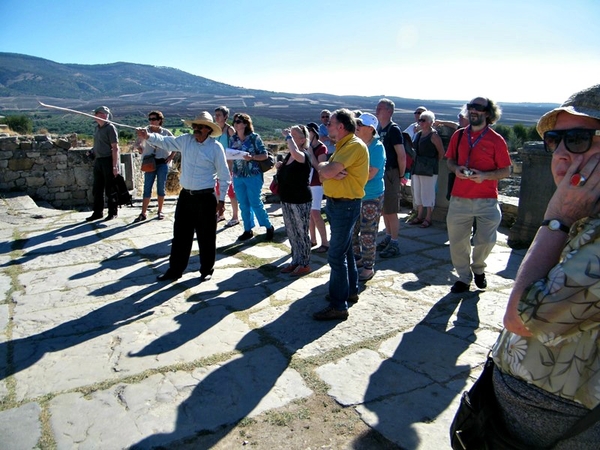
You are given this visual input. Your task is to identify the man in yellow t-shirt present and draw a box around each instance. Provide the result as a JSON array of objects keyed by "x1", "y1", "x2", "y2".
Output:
[{"x1": 313, "y1": 108, "x2": 369, "y2": 321}]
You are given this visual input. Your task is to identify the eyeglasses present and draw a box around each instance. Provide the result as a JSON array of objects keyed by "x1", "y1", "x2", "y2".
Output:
[
  {"x1": 543, "y1": 129, "x2": 600, "y2": 154},
  {"x1": 418, "y1": 118, "x2": 427, "y2": 123},
  {"x1": 321, "y1": 115, "x2": 330, "y2": 119},
  {"x1": 414, "y1": 111, "x2": 424, "y2": 115},
  {"x1": 234, "y1": 119, "x2": 245, "y2": 124},
  {"x1": 466, "y1": 103, "x2": 487, "y2": 112},
  {"x1": 192, "y1": 124, "x2": 209, "y2": 131},
  {"x1": 148, "y1": 117, "x2": 160, "y2": 121}
]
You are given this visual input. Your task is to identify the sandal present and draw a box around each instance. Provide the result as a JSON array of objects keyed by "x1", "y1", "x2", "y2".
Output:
[
  {"x1": 408, "y1": 217, "x2": 424, "y2": 225},
  {"x1": 157, "y1": 212, "x2": 165, "y2": 220},
  {"x1": 420, "y1": 219, "x2": 431, "y2": 228},
  {"x1": 133, "y1": 213, "x2": 147, "y2": 223},
  {"x1": 314, "y1": 245, "x2": 329, "y2": 253},
  {"x1": 224, "y1": 218, "x2": 239, "y2": 228}
]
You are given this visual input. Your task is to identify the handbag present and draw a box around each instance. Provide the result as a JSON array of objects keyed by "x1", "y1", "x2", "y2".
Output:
[
  {"x1": 269, "y1": 174, "x2": 279, "y2": 195},
  {"x1": 450, "y1": 357, "x2": 600, "y2": 450},
  {"x1": 259, "y1": 151, "x2": 276, "y2": 173},
  {"x1": 141, "y1": 154, "x2": 156, "y2": 172}
]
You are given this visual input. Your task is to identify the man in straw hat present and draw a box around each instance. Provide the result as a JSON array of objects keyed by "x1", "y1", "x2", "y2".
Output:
[{"x1": 136, "y1": 111, "x2": 231, "y2": 283}]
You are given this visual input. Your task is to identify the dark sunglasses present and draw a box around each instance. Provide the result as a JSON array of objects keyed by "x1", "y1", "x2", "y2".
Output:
[
  {"x1": 321, "y1": 115, "x2": 330, "y2": 119},
  {"x1": 543, "y1": 129, "x2": 600, "y2": 154},
  {"x1": 234, "y1": 119, "x2": 245, "y2": 124},
  {"x1": 466, "y1": 103, "x2": 487, "y2": 112},
  {"x1": 192, "y1": 124, "x2": 209, "y2": 131},
  {"x1": 418, "y1": 118, "x2": 427, "y2": 123},
  {"x1": 148, "y1": 117, "x2": 160, "y2": 121}
]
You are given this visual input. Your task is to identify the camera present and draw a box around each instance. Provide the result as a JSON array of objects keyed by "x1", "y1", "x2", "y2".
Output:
[{"x1": 462, "y1": 168, "x2": 473, "y2": 177}]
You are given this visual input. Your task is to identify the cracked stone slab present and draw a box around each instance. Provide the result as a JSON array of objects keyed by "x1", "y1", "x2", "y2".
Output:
[
  {"x1": 0, "y1": 402, "x2": 42, "y2": 450},
  {"x1": 49, "y1": 345, "x2": 312, "y2": 450},
  {"x1": 356, "y1": 383, "x2": 460, "y2": 450},
  {"x1": 11, "y1": 304, "x2": 258, "y2": 401},
  {"x1": 316, "y1": 348, "x2": 433, "y2": 406}
]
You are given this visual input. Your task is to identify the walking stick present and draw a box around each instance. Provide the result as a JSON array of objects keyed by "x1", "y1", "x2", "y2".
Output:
[{"x1": 38, "y1": 101, "x2": 139, "y2": 130}]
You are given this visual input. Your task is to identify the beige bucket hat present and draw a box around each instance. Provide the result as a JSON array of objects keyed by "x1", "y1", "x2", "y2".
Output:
[{"x1": 537, "y1": 84, "x2": 600, "y2": 136}]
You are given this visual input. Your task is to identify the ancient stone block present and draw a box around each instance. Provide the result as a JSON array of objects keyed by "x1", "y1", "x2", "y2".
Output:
[
  {"x1": 0, "y1": 139, "x2": 18, "y2": 151},
  {"x1": 34, "y1": 135, "x2": 50, "y2": 142},
  {"x1": 20, "y1": 142, "x2": 33, "y2": 150},
  {"x1": 25, "y1": 176, "x2": 45, "y2": 188},
  {"x1": 45, "y1": 172, "x2": 74, "y2": 188},
  {"x1": 0, "y1": 151, "x2": 12, "y2": 160},
  {"x1": 8, "y1": 157, "x2": 35, "y2": 171},
  {"x1": 55, "y1": 139, "x2": 72, "y2": 150}
]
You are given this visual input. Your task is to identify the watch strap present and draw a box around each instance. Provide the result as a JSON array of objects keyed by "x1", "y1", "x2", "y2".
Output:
[{"x1": 541, "y1": 219, "x2": 570, "y2": 234}]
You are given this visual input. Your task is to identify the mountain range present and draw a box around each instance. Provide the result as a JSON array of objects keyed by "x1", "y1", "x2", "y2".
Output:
[{"x1": 0, "y1": 52, "x2": 557, "y2": 128}]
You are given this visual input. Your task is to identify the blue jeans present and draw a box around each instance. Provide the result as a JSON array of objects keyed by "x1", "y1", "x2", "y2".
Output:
[
  {"x1": 143, "y1": 163, "x2": 168, "y2": 198},
  {"x1": 233, "y1": 174, "x2": 272, "y2": 231},
  {"x1": 326, "y1": 198, "x2": 361, "y2": 311}
]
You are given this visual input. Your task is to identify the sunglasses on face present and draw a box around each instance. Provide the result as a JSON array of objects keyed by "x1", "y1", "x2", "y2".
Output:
[
  {"x1": 321, "y1": 115, "x2": 330, "y2": 119},
  {"x1": 234, "y1": 119, "x2": 245, "y2": 124},
  {"x1": 543, "y1": 129, "x2": 600, "y2": 154},
  {"x1": 192, "y1": 124, "x2": 209, "y2": 131},
  {"x1": 466, "y1": 103, "x2": 487, "y2": 112},
  {"x1": 418, "y1": 118, "x2": 427, "y2": 123},
  {"x1": 148, "y1": 117, "x2": 160, "y2": 121}
]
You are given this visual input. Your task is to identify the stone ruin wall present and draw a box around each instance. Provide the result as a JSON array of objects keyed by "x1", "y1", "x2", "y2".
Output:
[{"x1": 0, "y1": 133, "x2": 140, "y2": 208}]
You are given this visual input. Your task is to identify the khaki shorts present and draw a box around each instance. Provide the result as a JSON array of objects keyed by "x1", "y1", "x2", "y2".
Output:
[{"x1": 383, "y1": 168, "x2": 400, "y2": 214}]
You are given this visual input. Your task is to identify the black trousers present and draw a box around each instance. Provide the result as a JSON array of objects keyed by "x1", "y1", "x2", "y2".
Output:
[
  {"x1": 92, "y1": 157, "x2": 117, "y2": 215},
  {"x1": 169, "y1": 189, "x2": 217, "y2": 277}
]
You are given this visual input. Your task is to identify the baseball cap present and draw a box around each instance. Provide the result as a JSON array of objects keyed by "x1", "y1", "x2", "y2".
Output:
[
  {"x1": 356, "y1": 112, "x2": 378, "y2": 130},
  {"x1": 414, "y1": 106, "x2": 427, "y2": 114},
  {"x1": 537, "y1": 84, "x2": 600, "y2": 136},
  {"x1": 94, "y1": 106, "x2": 111, "y2": 115},
  {"x1": 306, "y1": 122, "x2": 319, "y2": 135}
]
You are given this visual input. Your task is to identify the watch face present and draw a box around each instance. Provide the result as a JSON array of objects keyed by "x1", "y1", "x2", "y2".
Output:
[{"x1": 549, "y1": 220, "x2": 560, "y2": 231}]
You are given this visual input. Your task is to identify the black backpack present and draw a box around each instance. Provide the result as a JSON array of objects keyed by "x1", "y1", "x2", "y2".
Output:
[{"x1": 113, "y1": 174, "x2": 133, "y2": 207}]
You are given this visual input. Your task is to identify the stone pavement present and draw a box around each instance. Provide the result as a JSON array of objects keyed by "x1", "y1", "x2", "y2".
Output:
[{"x1": 0, "y1": 192, "x2": 526, "y2": 449}]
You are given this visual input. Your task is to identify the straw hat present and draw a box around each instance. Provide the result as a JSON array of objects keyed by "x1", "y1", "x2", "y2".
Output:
[
  {"x1": 183, "y1": 111, "x2": 222, "y2": 137},
  {"x1": 537, "y1": 84, "x2": 600, "y2": 136}
]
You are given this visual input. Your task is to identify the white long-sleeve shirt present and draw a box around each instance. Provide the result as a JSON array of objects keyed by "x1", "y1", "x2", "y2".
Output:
[{"x1": 147, "y1": 133, "x2": 231, "y2": 201}]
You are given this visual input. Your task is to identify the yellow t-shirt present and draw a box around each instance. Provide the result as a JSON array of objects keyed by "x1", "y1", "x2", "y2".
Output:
[{"x1": 322, "y1": 133, "x2": 369, "y2": 199}]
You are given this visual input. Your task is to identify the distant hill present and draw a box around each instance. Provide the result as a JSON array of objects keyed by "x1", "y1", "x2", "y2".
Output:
[{"x1": 0, "y1": 52, "x2": 557, "y2": 128}]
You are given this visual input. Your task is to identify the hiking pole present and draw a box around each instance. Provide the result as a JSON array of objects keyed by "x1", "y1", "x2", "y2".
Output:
[{"x1": 38, "y1": 101, "x2": 139, "y2": 130}]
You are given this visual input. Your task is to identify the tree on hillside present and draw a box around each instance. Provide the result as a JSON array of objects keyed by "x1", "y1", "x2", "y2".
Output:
[{"x1": 1, "y1": 115, "x2": 33, "y2": 134}]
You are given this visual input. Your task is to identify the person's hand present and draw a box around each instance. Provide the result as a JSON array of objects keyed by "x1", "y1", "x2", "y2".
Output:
[
  {"x1": 282, "y1": 128, "x2": 291, "y2": 138},
  {"x1": 545, "y1": 153, "x2": 600, "y2": 226},
  {"x1": 275, "y1": 161, "x2": 282, "y2": 170},
  {"x1": 455, "y1": 166, "x2": 472, "y2": 179},
  {"x1": 113, "y1": 166, "x2": 119, "y2": 176},
  {"x1": 333, "y1": 169, "x2": 348, "y2": 180},
  {"x1": 243, "y1": 154, "x2": 253, "y2": 161},
  {"x1": 467, "y1": 168, "x2": 485, "y2": 183},
  {"x1": 216, "y1": 200, "x2": 225, "y2": 217},
  {"x1": 136, "y1": 128, "x2": 148, "y2": 140},
  {"x1": 503, "y1": 308, "x2": 532, "y2": 337}
]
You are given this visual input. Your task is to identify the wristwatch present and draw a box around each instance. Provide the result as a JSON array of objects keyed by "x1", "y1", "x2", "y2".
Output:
[{"x1": 541, "y1": 219, "x2": 570, "y2": 234}]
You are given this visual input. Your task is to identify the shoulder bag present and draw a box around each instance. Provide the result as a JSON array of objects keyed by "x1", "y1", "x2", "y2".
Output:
[{"x1": 450, "y1": 356, "x2": 600, "y2": 450}]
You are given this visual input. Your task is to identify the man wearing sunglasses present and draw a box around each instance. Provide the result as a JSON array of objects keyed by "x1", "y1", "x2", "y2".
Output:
[
  {"x1": 136, "y1": 112, "x2": 231, "y2": 284},
  {"x1": 491, "y1": 84, "x2": 600, "y2": 447},
  {"x1": 445, "y1": 97, "x2": 511, "y2": 293}
]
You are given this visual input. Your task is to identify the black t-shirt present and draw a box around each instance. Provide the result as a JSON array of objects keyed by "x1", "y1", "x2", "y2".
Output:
[
  {"x1": 377, "y1": 122, "x2": 404, "y2": 170},
  {"x1": 277, "y1": 152, "x2": 312, "y2": 204}
]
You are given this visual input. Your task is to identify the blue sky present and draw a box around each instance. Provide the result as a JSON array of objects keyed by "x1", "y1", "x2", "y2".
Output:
[{"x1": 1, "y1": 0, "x2": 598, "y2": 104}]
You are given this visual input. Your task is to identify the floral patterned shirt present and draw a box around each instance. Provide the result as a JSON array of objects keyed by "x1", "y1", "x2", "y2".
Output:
[
  {"x1": 493, "y1": 215, "x2": 600, "y2": 409},
  {"x1": 231, "y1": 132, "x2": 266, "y2": 178}
]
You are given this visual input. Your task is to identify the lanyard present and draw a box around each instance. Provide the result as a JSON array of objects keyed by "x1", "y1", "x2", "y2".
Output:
[{"x1": 465, "y1": 125, "x2": 489, "y2": 168}]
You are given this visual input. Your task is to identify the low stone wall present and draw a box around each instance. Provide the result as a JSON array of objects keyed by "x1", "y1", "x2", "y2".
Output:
[{"x1": 0, "y1": 134, "x2": 134, "y2": 209}]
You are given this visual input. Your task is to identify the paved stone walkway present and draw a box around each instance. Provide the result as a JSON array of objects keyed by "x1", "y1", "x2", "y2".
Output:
[{"x1": 0, "y1": 192, "x2": 525, "y2": 449}]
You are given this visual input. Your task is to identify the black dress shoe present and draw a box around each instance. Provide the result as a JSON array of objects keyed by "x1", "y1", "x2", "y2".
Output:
[
  {"x1": 157, "y1": 271, "x2": 181, "y2": 282},
  {"x1": 104, "y1": 214, "x2": 118, "y2": 221},
  {"x1": 450, "y1": 281, "x2": 470, "y2": 293},
  {"x1": 265, "y1": 226, "x2": 275, "y2": 241},
  {"x1": 474, "y1": 273, "x2": 487, "y2": 289},
  {"x1": 238, "y1": 230, "x2": 254, "y2": 241},
  {"x1": 199, "y1": 273, "x2": 212, "y2": 282},
  {"x1": 85, "y1": 213, "x2": 103, "y2": 222}
]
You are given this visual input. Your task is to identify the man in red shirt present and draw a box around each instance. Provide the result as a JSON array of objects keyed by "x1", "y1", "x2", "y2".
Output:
[{"x1": 445, "y1": 97, "x2": 512, "y2": 293}]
